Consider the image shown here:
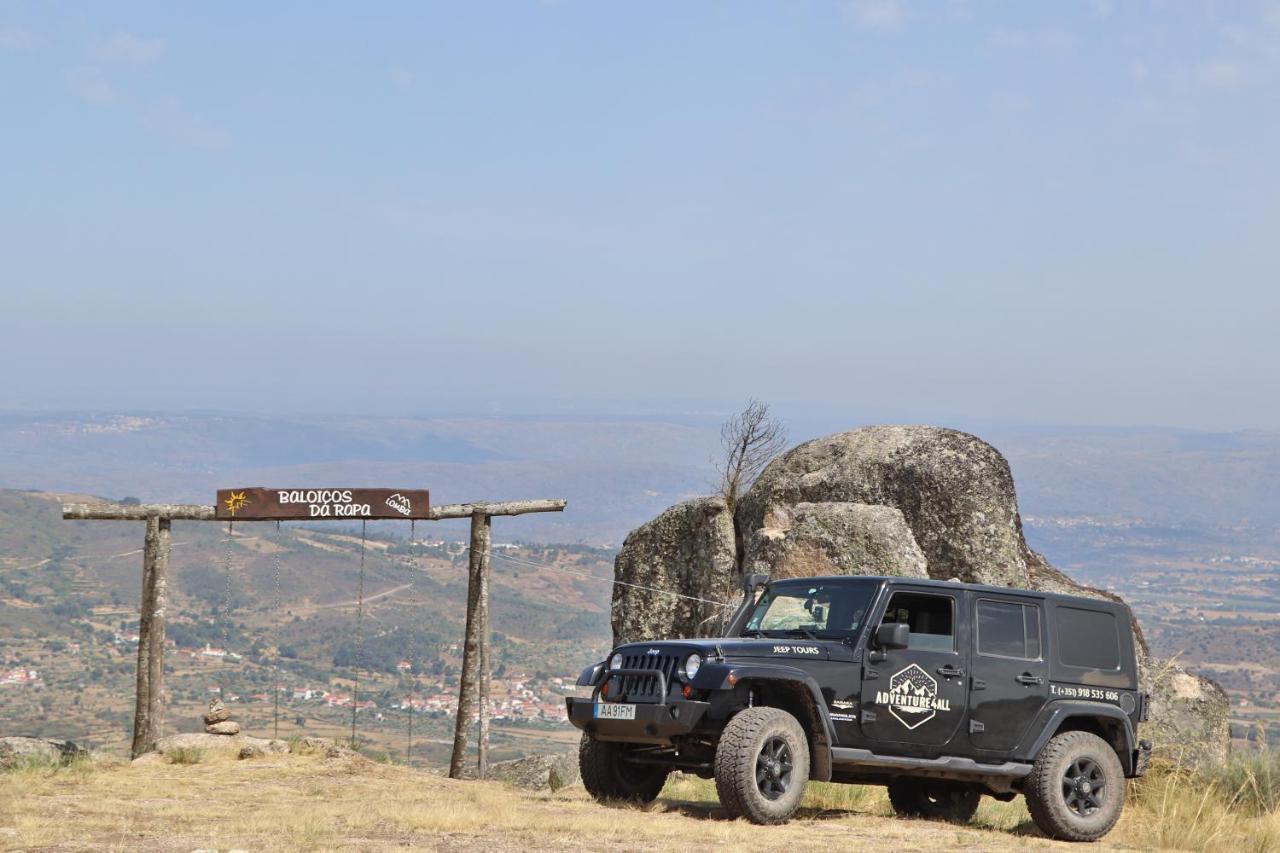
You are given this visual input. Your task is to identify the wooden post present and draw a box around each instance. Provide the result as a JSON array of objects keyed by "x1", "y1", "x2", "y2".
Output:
[
  {"x1": 476, "y1": 514, "x2": 492, "y2": 778},
  {"x1": 449, "y1": 511, "x2": 490, "y2": 779},
  {"x1": 147, "y1": 517, "x2": 171, "y2": 747},
  {"x1": 130, "y1": 517, "x2": 158, "y2": 758}
]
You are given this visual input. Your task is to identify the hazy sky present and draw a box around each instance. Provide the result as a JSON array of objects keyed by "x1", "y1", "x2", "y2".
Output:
[{"x1": 2, "y1": 2, "x2": 1278, "y2": 429}]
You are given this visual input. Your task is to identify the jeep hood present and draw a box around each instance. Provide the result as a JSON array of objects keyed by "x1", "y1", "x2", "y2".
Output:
[{"x1": 614, "y1": 637, "x2": 836, "y2": 662}]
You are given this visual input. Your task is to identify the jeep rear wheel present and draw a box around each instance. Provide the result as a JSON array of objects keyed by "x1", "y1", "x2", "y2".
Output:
[
  {"x1": 1025, "y1": 730, "x2": 1125, "y2": 841},
  {"x1": 714, "y1": 707, "x2": 810, "y2": 825},
  {"x1": 579, "y1": 735, "x2": 669, "y2": 804},
  {"x1": 887, "y1": 779, "x2": 980, "y2": 823}
]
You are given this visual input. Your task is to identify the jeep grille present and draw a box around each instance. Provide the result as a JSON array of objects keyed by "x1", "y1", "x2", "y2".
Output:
[{"x1": 611, "y1": 653, "x2": 681, "y2": 703}]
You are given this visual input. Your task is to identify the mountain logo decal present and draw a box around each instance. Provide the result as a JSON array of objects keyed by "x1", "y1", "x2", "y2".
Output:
[{"x1": 874, "y1": 663, "x2": 951, "y2": 729}]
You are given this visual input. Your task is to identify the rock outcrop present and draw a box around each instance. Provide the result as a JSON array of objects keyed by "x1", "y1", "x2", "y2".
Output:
[
  {"x1": 611, "y1": 497, "x2": 737, "y2": 646},
  {"x1": 0, "y1": 737, "x2": 83, "y2": 770},
  {"x1": 1145, "y1": 661, "x2": 1231, "y2": 766},
  {"x1": 489, "y1": 751, "x2": 580, "y2": 792},
  {"x1": 147, "y1": 732, "x2": 281, "y2": 759},
  {"x1": 737, "y1": 426, "x2": 1030, "y2": 587},
  {"x1": 612, "y1": 424, "x2": 1232, "y2": 765},
  {"x1": 743, "y1": 501, "x2": 928, "y2": 580}
]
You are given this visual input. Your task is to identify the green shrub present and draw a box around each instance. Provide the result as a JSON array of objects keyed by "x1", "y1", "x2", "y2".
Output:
[{"x1": 1204, "y1": 747, "x2": 1280, "y2": 816}]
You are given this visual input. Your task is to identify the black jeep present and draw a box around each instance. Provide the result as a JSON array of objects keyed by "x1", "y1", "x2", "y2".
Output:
[{"x1": 567, "y1": 575, "x2": 1152, "y2": 842}]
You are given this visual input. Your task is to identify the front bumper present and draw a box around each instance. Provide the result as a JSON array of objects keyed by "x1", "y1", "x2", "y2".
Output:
[{"x1": 566, "y1": 697, "x2": 710, "y2": 743}]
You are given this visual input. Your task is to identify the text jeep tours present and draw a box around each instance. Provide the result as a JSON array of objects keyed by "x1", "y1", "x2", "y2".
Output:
[{"x1": 567, "y1": 575, "x2": 1152, "y2": 842}]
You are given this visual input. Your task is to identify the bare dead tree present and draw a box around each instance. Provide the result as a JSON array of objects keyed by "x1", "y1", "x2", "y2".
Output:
[{"x1": 716, "y1": 399, "x2": 787, "y2": 513}]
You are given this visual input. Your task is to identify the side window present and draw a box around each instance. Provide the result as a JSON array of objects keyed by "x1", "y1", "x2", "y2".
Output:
[
  {"x1": 977, "y1": 600, "x2": 1042, "y2": 660},
  {"x1": 1056, "y1": 606, "x2": 1120, "y2": 670},
  {"x1": 879, "y1": 592, "x2": 954, "y2": 652}
]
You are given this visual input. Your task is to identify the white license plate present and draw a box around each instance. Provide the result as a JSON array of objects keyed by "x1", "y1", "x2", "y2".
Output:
[{"x1": 593, "y1": 702, "x2": 636, "y2": 720}]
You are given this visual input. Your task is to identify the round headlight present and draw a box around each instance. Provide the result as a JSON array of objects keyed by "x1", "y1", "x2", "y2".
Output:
[
  {"x1": 610, "y1": 653, "x2": 623, "y2": 671},
  {"x1": 685, "y1": 653, "x2": 702, "y2": 679}
]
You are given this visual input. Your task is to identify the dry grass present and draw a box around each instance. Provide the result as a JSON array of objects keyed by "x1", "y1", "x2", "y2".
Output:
[
  {"x1": 0, "y1": 752, "x2": 1079, "y2": 852},
  {"x1": 1, "y1": 751, "x2": 1277, "y2": 852},
  {"x1": 1119, "y1": 758, "x2": 1280, "y2": 852}
]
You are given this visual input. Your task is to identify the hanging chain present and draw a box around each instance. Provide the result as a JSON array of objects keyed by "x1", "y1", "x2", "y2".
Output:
[
  {"x1": 350, "y1": 519, "x2": 367, "y2": 749},
  {"x1": 221, "y1": 521, "x2": 235, "y2": 703},
  {"x1": 272, "y1": 519, "x2": 283, "y2": 740},
  {"x1": 406, "y1": 657, "x2": 414, "y2": 767}
]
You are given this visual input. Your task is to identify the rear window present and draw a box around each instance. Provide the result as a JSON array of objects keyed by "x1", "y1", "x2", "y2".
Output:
[
  {"x1": 977, "y1": 600, "x2": 1042, "y2": 660},
  {"x1": 1056, "y1": 606, "x2": 1120, "y2": 670}
]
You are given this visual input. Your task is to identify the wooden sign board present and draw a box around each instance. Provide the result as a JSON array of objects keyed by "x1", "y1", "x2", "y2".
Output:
[{"x1": 215, "y1": 488, "x2": 430, "y2": 521}]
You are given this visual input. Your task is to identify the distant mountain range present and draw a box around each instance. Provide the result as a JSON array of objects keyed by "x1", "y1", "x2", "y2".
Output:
[{"x1": 3, "y1": 411, "x2": 1280, "y2": 544}]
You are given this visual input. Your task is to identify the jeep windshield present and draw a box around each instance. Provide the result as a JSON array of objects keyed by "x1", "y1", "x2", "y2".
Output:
[{"x1": 742, "y1": 578, "x2": 878, "y2": 641}]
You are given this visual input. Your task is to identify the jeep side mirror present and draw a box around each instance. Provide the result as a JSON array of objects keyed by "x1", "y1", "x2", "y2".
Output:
[{"x1": 874, "y1": 622, "x2": 910, "y2": 650}]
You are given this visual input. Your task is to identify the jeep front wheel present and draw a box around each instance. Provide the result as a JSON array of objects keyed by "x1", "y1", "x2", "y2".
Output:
[
  {"x1": 887, "y1": 779, "x2": 980, "y2": 823},
  {"x1": 579, "y1": 735, "x2": 669, "y2": 804},
  {"x1": 1024, "y1": 730, "x2": 1125, "y2": 841},
  {"x1": 714, "y1": 707, "x2": 810, "y2": 824}
]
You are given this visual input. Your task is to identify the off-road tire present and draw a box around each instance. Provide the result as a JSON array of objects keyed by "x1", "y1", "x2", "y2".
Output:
[
  {"x1": 578, "y1": 734, "x2": 669, "y2": 804},
  {"x1": 714, "y1": 707, "x2": 810, "y2": 825},
  {"x1": 887, "y1": 778, "x2": 981, "y2": 823},
  {"x1": 1025, "y1": 730, "x2": 1125, "y2": 842}
]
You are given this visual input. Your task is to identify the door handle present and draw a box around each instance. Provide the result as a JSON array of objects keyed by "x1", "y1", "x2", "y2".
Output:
[
  {"x1": 1016, "y1": 673, "x2": 1043, "y2": 686},
  {"x1": 937, "y1": 665, "x2": 965, "y2": 678}
]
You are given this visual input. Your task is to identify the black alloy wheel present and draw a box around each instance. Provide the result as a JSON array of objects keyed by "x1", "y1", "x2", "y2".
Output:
[
  {"x1": 1062, "y1": 757, "x2": 1106, "y2": 817},
  {"x1": 756, "y1": 736, "x2": 794, "y2": 800}
]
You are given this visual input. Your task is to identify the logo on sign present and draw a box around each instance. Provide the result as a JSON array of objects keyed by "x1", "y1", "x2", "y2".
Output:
[
  {"x1": 385, "y1": 493, "x2": 412, "y2": 517},
  {"x1": 223, "y1": 491, "x2": 250, "y2": 517},
  {"x1": 875, "y1": 663, "x2": 951, "y2": 729}
]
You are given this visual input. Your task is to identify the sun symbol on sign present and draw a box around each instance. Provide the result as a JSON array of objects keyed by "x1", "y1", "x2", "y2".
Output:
[{"x1": 223, "y1": 491, "x2": 250, "y2": 516}]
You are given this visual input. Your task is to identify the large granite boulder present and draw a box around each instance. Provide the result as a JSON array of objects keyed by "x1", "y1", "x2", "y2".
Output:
[
  {"x1": 1144, "y1": 662, "x2": 1231, "y2": 766},
  {"x1": 611, "y1": 424, "x2": 1232, "y2": 766},
  {"x1": 738, "y1": 426, "x2": 1030, "y2": 587},
  {"x1": 743, "y1": 501, "x2": 928, "y2": 580},
  {"x1": 611, "y1": 497, "x2": 737, "y2": 645}
]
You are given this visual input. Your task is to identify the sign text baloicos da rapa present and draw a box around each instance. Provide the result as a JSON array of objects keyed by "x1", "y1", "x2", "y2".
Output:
[{"x1": 215, "y1": 488, "x2": 431, "y2": 521}]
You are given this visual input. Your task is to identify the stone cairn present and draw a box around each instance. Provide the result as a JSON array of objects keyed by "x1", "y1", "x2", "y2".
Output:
[{"x1": 203, "y1": 698, "x2": 240, "y2": 736}]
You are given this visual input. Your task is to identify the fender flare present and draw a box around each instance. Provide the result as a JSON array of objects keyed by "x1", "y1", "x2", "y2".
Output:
[
  {"x1": 576, "y1": 661, "x2": 604, "y2": 687},
  {"x1": 1020, "y1": 701, "x2": 1138, "y2": 774},
  {"x1": 696, "y1": 662, "x2": 836, "y2": 782}
]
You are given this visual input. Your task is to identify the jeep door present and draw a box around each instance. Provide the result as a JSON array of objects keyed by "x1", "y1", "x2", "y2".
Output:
[
  {"x1": 966, "y1": 595, "x2": 1049, "y2": 753},
  {"x1": 858, "y1": 587, "x2": 969, "y2": 753}
]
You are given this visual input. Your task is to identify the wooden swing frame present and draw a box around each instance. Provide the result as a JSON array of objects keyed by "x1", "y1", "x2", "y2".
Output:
[{"x1": 62, "y1": 497, "x2": 566, "y2": 778}]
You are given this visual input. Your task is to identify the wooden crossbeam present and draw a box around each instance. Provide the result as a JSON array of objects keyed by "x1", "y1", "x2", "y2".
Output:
[{"x1": 62, "y1": 498, "x2": 567, "y2": 522}]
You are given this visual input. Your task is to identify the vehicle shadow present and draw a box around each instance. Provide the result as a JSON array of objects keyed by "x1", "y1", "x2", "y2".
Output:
[
  {"x1": 657, "y1": 798, "x2": 870, "y2": 823},
  {"x1": 656, "y1": 798, "x2": 1045, "y2": 837}
]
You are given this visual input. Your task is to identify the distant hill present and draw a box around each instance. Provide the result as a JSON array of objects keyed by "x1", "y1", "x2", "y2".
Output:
[
  {"x1": 5, "y1": 411, "x2": 1280, "y2": 544},
  {"x1": 0, "y1": 412, "x2": 722, "y2": 544}
]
